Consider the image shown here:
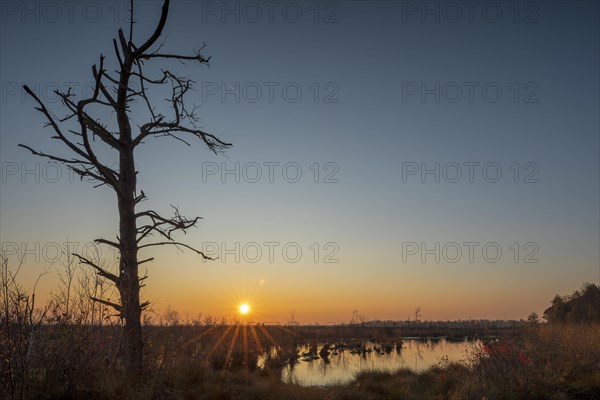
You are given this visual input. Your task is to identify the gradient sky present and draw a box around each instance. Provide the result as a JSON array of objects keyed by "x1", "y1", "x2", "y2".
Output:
[{"x1": 1, "y1": 1, "x2": 598, "y2": 323}]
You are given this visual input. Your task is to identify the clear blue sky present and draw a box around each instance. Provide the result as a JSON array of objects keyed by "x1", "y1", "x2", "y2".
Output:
[{"x1": 1, "y1": 1, "x2": 598, "y2": 322}]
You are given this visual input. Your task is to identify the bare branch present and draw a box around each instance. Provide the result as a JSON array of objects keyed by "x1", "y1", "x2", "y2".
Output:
[
  {"x1": 73, "y1": 253, "x2": 119, "y2": 284},
  {"x1": 135, "y1": 190, "x2": 148, "y2": 204},
  {"x1": 133, "y1": 0, "x2": 170, "y2": 57},
  {"x1": 138, "y1": 51, "x2": 211, "y2": 63},
  {"x1": 113, "y1": 38, "x2": 124, "y2": 68},
  {"x1": 22, "y1": 85, "x2": 91, "y2": 161},
  {"x1": 90, "y1": 296, "x2": 122, "y2": 313},
  {"x1": 18, "y1": 144, "x2": 89, "y2": 165},
  {"x1": 136, "y1": 207, "x2": 201, "y2": 244},
  {"x1": 138, "y1": 241, "x2": 213, "y2": 260},
  {"x1": 95, "y1": 238, "x2": 120, "y2": 249}
]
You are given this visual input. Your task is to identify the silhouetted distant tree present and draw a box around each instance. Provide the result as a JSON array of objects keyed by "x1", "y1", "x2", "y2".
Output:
[
  {"x1": 544, "y1": 283, "x2": 600, "y2": 324},
  {"x1": 20, "y1": 0, "x2": 230, "y2": 370},
  {"x1": 414, "y1": 306, "x2": 422, "y2": 323},
  {"x1": 351, "y1": 309, "x2": 368, "y2": 326},
  {"x1": 544, "y1": 295, "x2": 570, "y2": 323},
  {"x1": 527, "y1": 311, "x2": 540, "y2": 325}
]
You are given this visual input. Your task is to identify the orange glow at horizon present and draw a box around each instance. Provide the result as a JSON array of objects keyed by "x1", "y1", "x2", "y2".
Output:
[{"x1": 8, "y1": 256, "x2": 588, "y2": 324}]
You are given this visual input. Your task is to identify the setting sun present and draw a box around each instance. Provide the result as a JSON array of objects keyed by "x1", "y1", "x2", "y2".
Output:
[{"x1": 239, "y1": 303, "x2": 250, "y2": 315}]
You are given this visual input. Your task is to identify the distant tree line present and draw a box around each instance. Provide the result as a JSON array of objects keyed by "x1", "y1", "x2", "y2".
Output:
[{"x1": 543, "y1": 282, "x2": 600, "y2": 323}]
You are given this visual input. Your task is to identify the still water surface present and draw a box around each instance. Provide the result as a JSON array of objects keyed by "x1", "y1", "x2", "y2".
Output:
[{"x1": 280, "y1": 338, "x2": 478, "y2": 387}]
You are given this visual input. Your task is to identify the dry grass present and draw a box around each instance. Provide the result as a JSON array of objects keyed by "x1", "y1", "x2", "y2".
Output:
[
  {"x1": 2, "y1": 255, "x2": 599, "y2": 399},
  {"x1": 3, "y1": 320, "x2": 598, "y2": 400}
]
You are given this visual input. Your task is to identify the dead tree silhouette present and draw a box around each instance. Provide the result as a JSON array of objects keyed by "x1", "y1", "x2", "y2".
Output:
[{"x1": 19, "y1": 0, "x2": 231, "y2": 371}]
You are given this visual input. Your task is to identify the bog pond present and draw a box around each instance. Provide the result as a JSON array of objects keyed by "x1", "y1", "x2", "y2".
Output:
[{"x1": 258, "y1": 338, "x2": 481, "y2": 387}]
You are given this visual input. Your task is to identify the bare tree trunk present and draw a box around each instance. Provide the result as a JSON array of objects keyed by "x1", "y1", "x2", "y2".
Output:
[{"x1": 118, "y1": 147, "x2": 143, "y2": 370}]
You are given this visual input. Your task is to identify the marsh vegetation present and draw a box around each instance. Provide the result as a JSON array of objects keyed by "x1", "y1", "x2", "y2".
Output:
[{"x1": 2, "y1": 255, "x2": 599, "y2": 399}]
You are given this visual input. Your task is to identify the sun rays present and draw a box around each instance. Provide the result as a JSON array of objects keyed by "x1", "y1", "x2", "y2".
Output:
[
  {"x1": 183, "y1": 320, "x2": 298, "y2": 383},
  {"x1": 176, "y1": 278, "x2": 297, "y2": 380}
]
